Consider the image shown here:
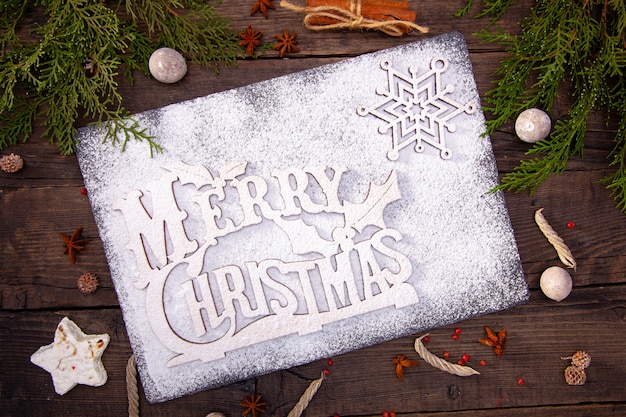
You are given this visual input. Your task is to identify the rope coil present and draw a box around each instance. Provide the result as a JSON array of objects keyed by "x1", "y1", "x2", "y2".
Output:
[{"x1": 126, "y1": 355, "x2": 139, "y2": 417}]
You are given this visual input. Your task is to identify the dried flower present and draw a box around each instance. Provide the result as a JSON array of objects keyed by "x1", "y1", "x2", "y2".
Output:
[
  {"x1": 250, "y1": 0, "x2": 275, "y2": 18},
  {"x1": 239, "y1": 25, "x2": 263, "y2": 57},
  {"x1": 479, "y1": 326, "x2": 506, "y2": 358},
  {"x1": 392, "y1": 354, "x2": 418, "y2": 381},
  {"x1": 274, "y1": 29, "x2": 299, "y2": 58},
  {"x1": 240, "y1": 393, "x2": 265, "y2": 417},
  {"x1": 60, "y1": 226, "x2": 89, "y2": 264},
  {"x1": 77, "y1": 273, "x2": 99, "y2": 293},
  {"x1": 0, "y1": 153, "x2": 24, "y2": 173}
]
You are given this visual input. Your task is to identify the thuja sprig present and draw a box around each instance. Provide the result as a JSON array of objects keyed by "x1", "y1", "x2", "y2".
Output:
[
  {"x1": 459, "y1": 0, "x2": 626, "y2": 214},
  {"x1": 124, "y1": 0, "x2": 239, "y2": 71},
  {"x1": 0, "y1": 0, "x2": 239, "y2": 155}
]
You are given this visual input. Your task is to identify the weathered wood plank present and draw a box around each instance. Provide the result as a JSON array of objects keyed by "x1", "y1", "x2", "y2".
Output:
[
  {"x1": 2, "y1": 1, "x2": 625, "y2": 416},
  {"x1": 1, "y1": 285, "x2": 624, "y2": 416},
  {"x1": 2, "y1": 166, "x2": 625, "y2": 310}
]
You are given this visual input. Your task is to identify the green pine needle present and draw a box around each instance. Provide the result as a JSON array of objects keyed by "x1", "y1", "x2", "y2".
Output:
[
  {"x1": 461, "y1": 0, "x2": 626, "y2": 214},
  {"x1": 0, "y1": 0, "x2": 239, "y2": 155}
]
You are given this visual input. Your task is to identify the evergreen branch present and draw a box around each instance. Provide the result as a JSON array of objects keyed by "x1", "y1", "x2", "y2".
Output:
[
  {"x1": 462, "y1": 0, "x2": 626, "y2": 215},
  {"x1": 492, "y1": 96, "x2": 590, "y2": 196},
  {"x1": 123, "y1": 0, "x2": 238, "y2": 72},
  {"x1": 601, "y1": 115, "x2": 626, "y2": 211},
  {"x1": 0, "y1": 0, "x2": 239, "y2": 155},
  {"x1": 454, "y1": 0, "x2": 474, "y2": 18},
  {"x1": 96, "y1": 115, "x2": 162, "y2": 157},
  {"x1": 0, "y1": 98, "x2": 37, "y2": 148},
  {"x1": 461, "y1": 0, "x2": 515, "y2": 23}
]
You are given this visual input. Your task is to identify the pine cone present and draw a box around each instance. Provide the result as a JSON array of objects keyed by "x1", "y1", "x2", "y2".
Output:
[
  {"x1": 0, "y1": 153, "x2": 24, "y2": 173},
  {"x1": 571, "y1": 350, "x2": 591, "y2": 369},
  {"x1": 564, "y1": 365, "x2": 587, "y2": 385},
  {"x1": 77, "y1": 273, "x2": 99, "y2": 293}
]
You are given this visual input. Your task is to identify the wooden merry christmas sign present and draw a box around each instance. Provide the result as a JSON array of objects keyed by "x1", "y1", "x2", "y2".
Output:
[{"x1": 77, "y1": 32, "x2": 528, "y2": 403}]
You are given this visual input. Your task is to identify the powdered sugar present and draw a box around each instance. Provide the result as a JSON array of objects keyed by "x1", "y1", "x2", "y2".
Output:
[{"x1": 76, "y1": 32, "x2": 528, "y2": 403}]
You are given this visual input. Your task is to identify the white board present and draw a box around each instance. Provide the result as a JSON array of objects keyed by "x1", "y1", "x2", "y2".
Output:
[{"x1": 76, "y1": 32, "x2": 528, "y2": 403}]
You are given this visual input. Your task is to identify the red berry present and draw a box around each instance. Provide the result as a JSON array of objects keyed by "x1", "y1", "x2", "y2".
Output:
[
  {"x1": 517, "y1": 378, "x2": 524, "y2": 386},
  {"x1": 457, "y1": 359, "x2": 465, "y2": 365},
  {"x1": 382, "y1": 412, "x2": 389, "y2": 417},
  {"x1": 479, "y1": 359, "x2": 487, "y2": 366},
  {"x1": 327, "y1": 359, "x2": 334, "y2": 366},
  {"x1": 454, "y1": 327, "x2": 462, "y2": 334},
  {"x1": 390, "y1": 412, "x2": 396, "y2": 417},
  {"x1": 443, "y1": 351, "x2": 450, "y2": 359},
  {"x1": 324, "y1": 368, "x2": 330, "y2": 376},
  {"x1": 422, "y1": 335, "x2": 430, "y2": 343},
  {"x1": 567, "y1": 221, "x2": 575, "y2": 229},
  {"x1": 462, "y1": 354, "x2": 470, "y2": 362},
  {"x1": 452, "y1": 334, "x2": 459, "y2": 340},
  {"x1": 80, "y1": 187, "x2": 88, "y2": 195}
]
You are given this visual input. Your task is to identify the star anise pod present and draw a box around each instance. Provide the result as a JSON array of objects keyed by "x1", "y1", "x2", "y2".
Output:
[
  {"x1": 478, "y1": 326, "x2": 506, "y2": 358},
  {"x1": 274, "y1": 29, "x2": 299, "y2": 58},
  {"x1": 239, "y1": 25, "x2": 263, "y2": 57},
  {"x1": 240, "y1": 393, "x2": 266, "y2": 417},
  {"x1": 392, "y1": 354, "x2": 418, "y2": 381},
  {"x1": 60, "y1": 226, "x2": 89, "y2": 264},
  {"x1": 250, "y1": 0, "x2": 275, "y2": 18}
]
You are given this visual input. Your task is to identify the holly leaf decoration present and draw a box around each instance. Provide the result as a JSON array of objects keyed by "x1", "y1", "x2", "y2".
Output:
[
  {"x1": 217, "y1": 161, "x2": 248, "y2": 181},
  {"x1": 164, "y1": 161, "x2": 215, "y2": 188},
  {"x1": 164, "y1": 161, "x2": 248, "y2": 198},
  {"x1": 272, "y1": 216, "x2": 338, "y2": 257},
  {"x1": 343, "y1": 170, "x2": 401, "y2": 232}
]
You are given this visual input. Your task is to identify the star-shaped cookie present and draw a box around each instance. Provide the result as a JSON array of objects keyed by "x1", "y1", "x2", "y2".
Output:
[{"x1": 30, "y1": 316, "x2": 110, "y2": 395}]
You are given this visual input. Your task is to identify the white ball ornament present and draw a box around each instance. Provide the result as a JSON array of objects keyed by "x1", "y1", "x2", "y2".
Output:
[
  {"x1": 540, "y1": 266, "x2": 572, "y2": 302},
  {"x1": 515, "y1": 108, "x2": 551, "y2": 143},
  {"x1": 149, "y1": 47, "x2": 187, "y2": 84},
  {"x1": 205, "y1": 413, "x2": 226, "y2": 417}
]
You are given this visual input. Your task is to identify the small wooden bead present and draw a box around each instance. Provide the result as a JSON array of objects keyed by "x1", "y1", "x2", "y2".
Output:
[
  {"x1": 540, "y1": 266, "x2": 572, "y2": 302},
  {"x1": 515, "y1": 108, "x2": 551, "y2": 143},
  {"x1": 149, "y1": 48, "x2": 187, "y2": 84}
]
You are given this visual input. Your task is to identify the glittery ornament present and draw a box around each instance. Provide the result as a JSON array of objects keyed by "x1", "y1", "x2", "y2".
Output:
[
  {"x1": 515, "y1": 108, "x2": 551, "y2": 143},
  {"x1": 77, "y1": 273, "x2": 99, "y2": 293},
  {"x1": 0, "y1": 153, "x2": 24, "y2": 173},
  {"x1": 564, "y1": 365, "x2": 586, "y2": 385},
  {"x1": 149, "y1": 48, "x2": 187, "y2": 84}
]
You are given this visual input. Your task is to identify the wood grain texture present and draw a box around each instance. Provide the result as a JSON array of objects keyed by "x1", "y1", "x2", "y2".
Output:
[{"x1": 1, "y1": 1, "x2": 625, "y2": 416}]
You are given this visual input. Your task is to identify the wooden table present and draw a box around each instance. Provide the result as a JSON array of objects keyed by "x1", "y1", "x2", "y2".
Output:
[{"x1": 2, "y1": 1, "x2": 625, "y2": 416}]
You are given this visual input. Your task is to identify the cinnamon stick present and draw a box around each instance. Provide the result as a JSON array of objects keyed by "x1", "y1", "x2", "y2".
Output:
[
  {"x1": 306, "y1": 0, "x2": 417, "y2": 29},
  {"x1": 309, "y1": 0, "x2": 410, "y2": 9}
]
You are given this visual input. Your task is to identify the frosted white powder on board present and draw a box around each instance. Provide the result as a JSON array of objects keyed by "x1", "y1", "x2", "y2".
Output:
[{"x1": 76, "y1": 32, "x2": 528, "y2": 403}]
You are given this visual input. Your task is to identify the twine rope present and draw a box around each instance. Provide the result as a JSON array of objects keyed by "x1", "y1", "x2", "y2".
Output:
[
  {"x1": 126, "y1": 355, "x2": 140, "y2": 417},
  {"x1": 414, "y1": 334, "x2": 480, "y2": 377},
  {"x1": 534, "y1": 208, "x2": 577, "y2": 271},
  {"x1": 280, "y1": 0, "x2": 428, "y2": 36},
  {"x1": 286, "y1": 371, "x2": 327, "y2": 417}
]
